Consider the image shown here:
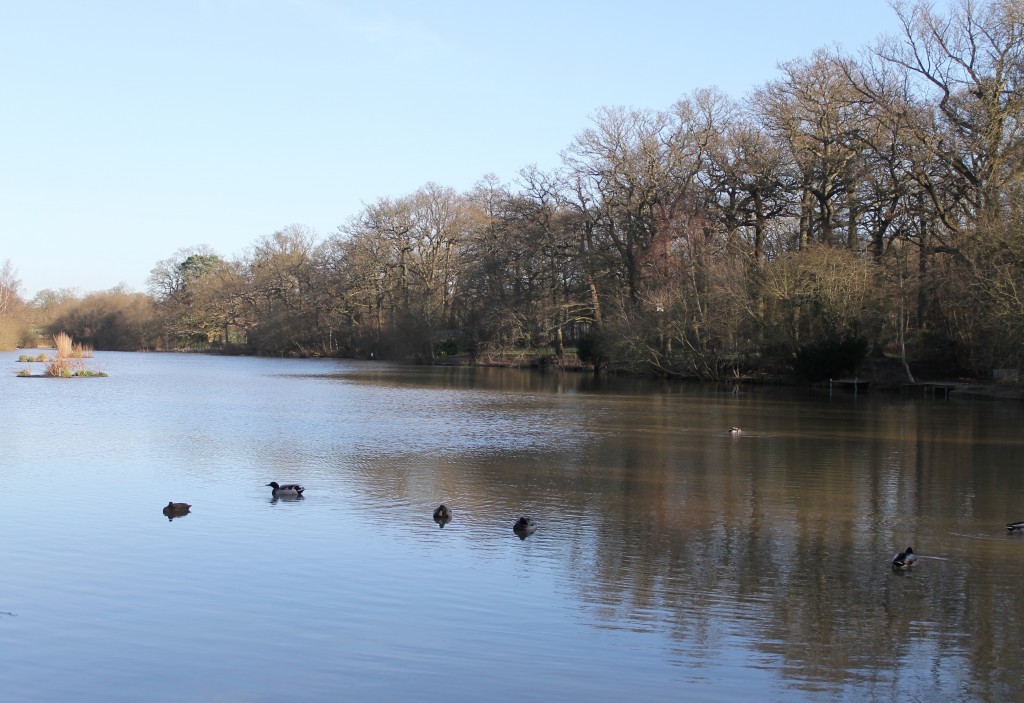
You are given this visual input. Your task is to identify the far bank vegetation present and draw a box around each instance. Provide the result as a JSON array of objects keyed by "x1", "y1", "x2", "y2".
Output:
[{"x1": 5, "y1": 1, "x2": 1024, "y2": 387}]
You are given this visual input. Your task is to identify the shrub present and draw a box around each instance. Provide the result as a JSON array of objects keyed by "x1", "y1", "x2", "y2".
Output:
[
  {"x1": 793, "y1": 336, "x2": 869, "y2": 383},
  {"x1": 435, "y1": 337, "x2": 459, "y2": 356},
  {"x1": 576, "y1": 331, "x2": 609, "y2": 369}
]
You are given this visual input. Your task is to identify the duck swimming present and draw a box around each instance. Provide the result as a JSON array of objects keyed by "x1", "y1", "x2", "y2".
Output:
[
  {"x1": 433, "y1": 504, "x2": 452, "y2": 526},
  {"x1": 729, "y1": 427, "x2": 742, "y2": 435},
  {"x1": 266, "y1": 481, "x2": 304, "y2": 497},
  {"x1": 513, "y1": 516, "x2": 537, "y2": 539},
  {"x1": 162, "y1": 501, "x2": 191, "y2": 520},
  {"x1": 891, "y1": 546, "x2": 918, "y2": 569},
  {"x1": 1007, "y1": 521, "x2": 1024, "y2": 532}
]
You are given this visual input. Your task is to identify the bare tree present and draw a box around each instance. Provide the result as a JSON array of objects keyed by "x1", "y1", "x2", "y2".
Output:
[
  {"x1": 0, "y1": 259, "x2": 19, "y2": 321},
  {"x1": 870, "y1": 0, "x2": 1024, "y2": 238},
  {"x1": 0, "y1": 260, "x2": 26, "y2": 349},
  {"x1": 754, "y1": 50, "x2": 868, "y2": 250},
  {"x1": 706, "y1": 106, "x2": 795, "y2": 265}
]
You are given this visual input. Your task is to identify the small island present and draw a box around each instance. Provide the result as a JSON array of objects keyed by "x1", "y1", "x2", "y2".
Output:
[{"x1": 15, "y1": 332, "x2": 107, "y2": 378}]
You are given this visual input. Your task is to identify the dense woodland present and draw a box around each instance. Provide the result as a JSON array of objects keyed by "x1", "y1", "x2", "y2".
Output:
[{"x1": 3, "y1": 1, "x2": 1023, "y2": 383}]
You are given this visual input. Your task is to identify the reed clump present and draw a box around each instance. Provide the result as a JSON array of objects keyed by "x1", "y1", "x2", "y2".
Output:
[{"x1": 44, "y1": 332, "x2": 105, "y2": 377}]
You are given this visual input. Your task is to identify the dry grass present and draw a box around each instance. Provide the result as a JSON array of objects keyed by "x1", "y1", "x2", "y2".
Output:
[{"x1": 45, "y1": 332, "x2": 97, "y2": 377}]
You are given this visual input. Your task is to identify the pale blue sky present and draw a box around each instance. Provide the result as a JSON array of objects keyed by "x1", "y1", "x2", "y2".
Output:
[{"x1": 3, "y1": 0, "x2": 914, "y2": 298}]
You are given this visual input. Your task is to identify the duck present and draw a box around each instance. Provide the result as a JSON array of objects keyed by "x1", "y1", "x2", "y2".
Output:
[
  {"x1": 729, "y1": 427, "x2": 742, "y2": 435},
  {"x1": 162, "y1": 501, "x2": 191, "y2": 520},
  {"x1": 1007, "y1": 521, "x2": 1024, "y2": 532},
  {"x1": 433, "y1": 504, "x2": 452, "y2": 524},
  {"x1": 513, "y1": 516, "x2": 537, "y2": 538},
  {"x1": 891, "y1": 546, "x2": 918, "y2": 569},
  {"x1": 266, "y1": 481, "x2": 304, "y2": 497}
]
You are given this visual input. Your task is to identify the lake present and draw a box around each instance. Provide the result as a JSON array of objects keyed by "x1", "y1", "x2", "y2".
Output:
[{"x1": 2, "y1": 351, "x2": 1023, "y2": 702}]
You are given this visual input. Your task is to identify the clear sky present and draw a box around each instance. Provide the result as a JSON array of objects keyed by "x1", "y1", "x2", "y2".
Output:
[{"x1": 2, "y1": 0, "x2": 919, "y2": 298}]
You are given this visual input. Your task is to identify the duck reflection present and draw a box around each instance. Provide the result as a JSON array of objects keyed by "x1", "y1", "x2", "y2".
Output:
[
  {"x1": 433, "y1": 503, "x2": 452, "y2": 528},
  {"x1": 513, "y1": 516, "x2": 536, "y2": 539},
  {"x1": 270, "y1": 493, "x2": 305, "y2": 505},
  {"x1": 162, "y1": 501, "x2": 191, "y2": 521}
]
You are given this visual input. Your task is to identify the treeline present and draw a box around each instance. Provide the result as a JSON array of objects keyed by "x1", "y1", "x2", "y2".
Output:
[{"x1": 8, "y1": 1, "x2": 1024, "y2": 381}]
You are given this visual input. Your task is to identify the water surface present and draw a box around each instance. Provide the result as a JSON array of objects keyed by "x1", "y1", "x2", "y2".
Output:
[{"x1": 2, "y1": 352, "x2": 1023, "y2": 702}]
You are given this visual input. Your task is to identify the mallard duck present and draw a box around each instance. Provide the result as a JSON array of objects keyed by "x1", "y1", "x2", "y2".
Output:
[
  {"x1": 891, "y1": 546, "x2": 918, "y2": 569},
  {"x1": 513, "y1": 516, "x2": 537, "y2": 538},
  {"x1": 162, "y1": 501, "x2": 191, "y2": 520},
  {"x1": 266, "y1": 481, "x2": 304, "y2": 497},
  {"x1": 729, "y1": 427, "x2": 742, "y2": 435},
  {"x1": 433, "y1": 504, "x2": 452, "y2": 522},
  {"x1": 1007, "y1": 521, "x2": 1024, "y2": 532}
]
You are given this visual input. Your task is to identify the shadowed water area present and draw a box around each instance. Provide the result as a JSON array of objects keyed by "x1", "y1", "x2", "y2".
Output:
[{"x1": 2, "y1": 352, "x2": 1023, "y2": 702}]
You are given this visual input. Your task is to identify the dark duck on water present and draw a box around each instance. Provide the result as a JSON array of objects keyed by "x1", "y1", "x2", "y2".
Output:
[
  {"x1": 266, "y1": 481, "x2": 304, "y2": 497},
  {"x1": 433, "y1": 504, "x2": 452, "y2": 526},
  {"x1": 513, "y1": 516, "x2": 537, "y2": 539},
  {"x1": 891, "y1": 547, "x2": 918, "y2": 569},
  {"x1": 162, "y1": 501, "x2": 191, "y2": 520}
]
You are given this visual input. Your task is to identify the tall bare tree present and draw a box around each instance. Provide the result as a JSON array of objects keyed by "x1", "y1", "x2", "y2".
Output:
[
  {"x1": 870, "y1": 0, "x2": 1024, "y2": 242},
  {"x1": 754, "y1": 50, "x2": 868, "y2": 250}
]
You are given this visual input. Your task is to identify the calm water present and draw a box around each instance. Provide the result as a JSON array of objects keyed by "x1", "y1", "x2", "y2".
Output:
[{"x1": 2, "y1": 352, "x2": 1023, "y2": 702}]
